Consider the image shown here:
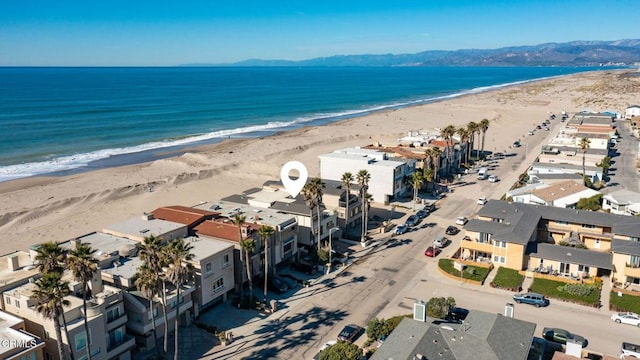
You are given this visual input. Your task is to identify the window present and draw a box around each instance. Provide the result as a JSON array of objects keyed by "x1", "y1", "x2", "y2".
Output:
[
  {"x1": 581, "y1": 224, "x2": 596, "y2": 229},
  {"x1": 109, "y1": 328, "x2": 124, "y2": 347},
  {"x1": 75, "y1": 330, "x2": 92, "y2": 351},
  {"x1": 630, "y1": 255, "x2": 640, "y2": 267},
  {"x1": 284, "y1": 242, "x2": 293, "y2": 253},
  {"x1": 107, "y1": 306, "x2": 120, "y2": 323},
  {"x1": 556, "y1": 221, "x2": 569, "y2": 226},
  {"x1": 205, "y1": 262, "x2": 212, "y2": 274},
  {"x1": 479, "y1": 233, "x2": 490, "y2": 243},
  {"x1": 4, "y1": 296, "x2": 10, "y2": 305},
  {"x1": 213, "y1": 278, "x2": 224, "y2": 293},
  {"x1": 578, "y1": 265, "x2": 590, "y2": 273},
  {"x1": 493, "y1": 240, "x2": 506, "y2": 248},
  {"x1": 15, "y1": 300, "x2": 20, "y2": 308},
  {"x1": 223, "y1": 254, "x2": 230, "y2": 267},
  {"x1": 491, "y1": 218, "x2": 503, "y2": 223},
  {"x1": 492, "y1": 255, "x2": 506, "y2": 264}
]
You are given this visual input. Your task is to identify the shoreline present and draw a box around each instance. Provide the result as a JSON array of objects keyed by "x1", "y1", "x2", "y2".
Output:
[{"x1": 1, "y1": 69, "x2": 638, "y2": 255}]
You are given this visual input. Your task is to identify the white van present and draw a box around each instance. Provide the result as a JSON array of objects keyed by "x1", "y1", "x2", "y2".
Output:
[{"x1": 477, "y1": 167, "x2": 488, "y2": 180}]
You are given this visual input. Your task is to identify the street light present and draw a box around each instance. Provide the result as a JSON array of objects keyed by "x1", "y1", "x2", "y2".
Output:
[{"x1": 328, "y1": 227, "x2": 340, "y2": 273}]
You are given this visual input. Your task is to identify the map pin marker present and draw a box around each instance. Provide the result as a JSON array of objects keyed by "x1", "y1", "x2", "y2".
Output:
[{"x1": 280, "y1": 161, "x2": 308, "y2": 198}]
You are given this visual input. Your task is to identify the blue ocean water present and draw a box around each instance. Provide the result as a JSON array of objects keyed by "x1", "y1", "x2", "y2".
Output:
[{"x1": 0, "y1": 66, "x2": 602, "y2": 182}]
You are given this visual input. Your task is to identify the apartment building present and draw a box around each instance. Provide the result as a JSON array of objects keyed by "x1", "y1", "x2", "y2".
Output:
[
  {"x1": 460, "y1": 200, "x2": 640, "y2": 283},
  {"x1": 102, "y1": 214, "x2": 188, "y2": 242},
  {"x1": 319, "y1": 147, "x2": 415, "y2": 204}
]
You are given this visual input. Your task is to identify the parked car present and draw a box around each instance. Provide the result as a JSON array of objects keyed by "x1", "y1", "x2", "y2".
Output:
[
  {"x1": 455, "y1": 216, "x2": 468, "y2": 225},
  {"x1": 291, "y1": 261, "x2": 316, "y2": 275},
  {"x1": 406, "y1": 215, "x2": 420, "y2": 227},
  {"x1": 512, "y1": 292, "x2": 549, "y2": 307},
  {"x1": 269, "y1": 276, "x2": 289, "y2": 294},
  {"x1": 337, "y1": 324, "x2": 363, "y2": 343},
  {"x1": 416, "y1": 209, "x2": 429, "y2": 219},
  {"x1": 424, "y1": 245, "x2": 440, "y2": 257},
  {"x1": 542, "y1": 327, "x2": 587, "y2": 347},
  {"x1": 488, "y1": 175, "x2": 499, "y2": 183},
  {"x1": 433, "y1": 236, "x2": 449, "y2": 248},
  {"x1": 611, "y1": 312, "x2": 640, "y2": 327},
  {"x1": 477, "y1": 197, "x2": 487, "y2": 205},
  {"x1": 512, "y1": 140, "x2": 521, "y2": 148},
  {"x1": 622, "y1": 342, "x2": 640, "y2": 358},
  {"x1": 312, "y1": 340, "x2": 337, "y2": 360},
  {"x1": 394, "y1": 224, "x2": 408, "y2": 235},
  {"x1": 445, "y1": 307, "x2": 469, "y2": 323},
  {"x1": 528, "y1": 131, "x2": 535, "y2": 136},
  {"x1": 445, "y1": 226, "x2": 459, "y2": 235}
]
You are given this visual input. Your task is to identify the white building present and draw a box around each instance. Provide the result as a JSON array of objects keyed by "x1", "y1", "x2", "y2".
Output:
[
  {"x1": 626, "y1": 105, "x2": 640, "y2": 119},
  {"x1": 319, "y1": 147, "x2": 415, "y2": 204},
  {"x1": 510, "y1": 180, "x2": 600, "y2": 208},
  {"x1": 603, "y1": 189, "x2": 640, "y2": 215}
]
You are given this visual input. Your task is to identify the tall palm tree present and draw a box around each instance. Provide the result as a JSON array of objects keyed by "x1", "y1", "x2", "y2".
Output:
[
  {"x1": 456, "y1": 127, "x2": 470, "y2": 166},
  {"x1": 67, "y1": 243, "x2": 98, "y2": 360},
  {"x1": 430, "y1": 146, "x2": 442, "y2": 183},
  {"x1": 165, "y1": 238, "x2": 194, "y2": 360},
  {"x1": 423, "y1": 148, "x2": 434, "y2": 173},
  {"x1": 440, "y1": 125, "x2": 456, "y2": 174},
  {"x1": 34, "y1": 241, "x2": 65, "y2": 274},
  {"x1": 356, "y1": 169, "x2": 371, "y2": 243},
  {"x1": 135, "y1": 264, "x2": 160, "y2": 354},
  {"x1": 597, "y1": 156, "x2": 611, "y2": 181},
  {"x1": 31, "y1": 272, "x2": 71, "y2": 360},
  {"x1": 423, "y1": 167, "x2": 435, "y2": 192},
  {"x1": 579, "y1": 137, "x2": 591, "y2": 185},
  {"x1": 467, "y1": 121, "x2": 479, "y2": 161},
  {"x1": 231, "y1": 214, "x2": 248, "y2": 299},
  {"x1": 411, "y1": 170, "x2": 424, "y2": 210},
  {"x1": 138, "y1": 235, "x2": 169, "y2": 354},
  {"x1": 301, "y1": 181, "x2": 318, "y2": 248},
  {"x1": 479, "y1": 118, "x2": 490, "y2": 159},
  {"x1": 240, "y1": 237, "x2": 256, "y2": 306},
  {"x1": 311, "y1": 178, "x2": 325, "y2": 248},
  {"x1": 301, "y1": 177, "x2": 324, "y2": 250},
  {"x1": 258, "y1": 225, "x2": 275, "y2": 302},
  {"x1": 341, "y1": 172, "x2": 354, "y2": 230}
]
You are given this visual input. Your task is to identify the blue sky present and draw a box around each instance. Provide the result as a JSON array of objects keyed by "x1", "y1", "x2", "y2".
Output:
[{"x1": 1, "y1": 0, "x2": 637, "y2": 66}]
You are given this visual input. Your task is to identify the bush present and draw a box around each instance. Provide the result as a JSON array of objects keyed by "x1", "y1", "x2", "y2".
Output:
[
  {"x1": 530, "y1": 278, "x2": 600, "y2": 306},
  {"x1": 490, "y1": 267, "x2": 524, "y2": 291},
  {"x1": 318, "y1": 341, "x2": 362, "y2": 360},
  {"x1": 557, "y1": 283, "x2": 596, "y2": 297},
  {"x1": 366, "y1": 314, "x2": 411, "y2": 341},
  {"x1": 427, "y1": 296, "x2": 456, "y2": 319}
]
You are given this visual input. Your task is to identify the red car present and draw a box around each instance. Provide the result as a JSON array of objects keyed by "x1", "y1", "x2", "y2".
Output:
[{"x1": 424, "y1": 246, "x2": 440, "y2": 257}]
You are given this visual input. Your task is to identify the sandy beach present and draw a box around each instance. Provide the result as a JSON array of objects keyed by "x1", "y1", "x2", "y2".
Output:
[{"x1": 1, "y1": 69, "x2": 638, "y2": 255}]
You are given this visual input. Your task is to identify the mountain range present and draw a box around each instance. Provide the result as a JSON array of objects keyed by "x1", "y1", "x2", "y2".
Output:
[{"x1": 185, "y1": 39, "x2": 640, "y2": 67}]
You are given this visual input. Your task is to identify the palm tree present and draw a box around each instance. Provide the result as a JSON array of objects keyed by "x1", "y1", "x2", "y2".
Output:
[
  {"x1": 423, "y1": 148, "x2": 434, "y2": 172},
  {"x1": 165, "y1": 238, "x2": 194, "y2": 360},
  {"x1": 423, "y1": 167, "x2": 435, "y2": 192},
  {"x1": 579, "y1": 137, "x2": 591, "y2": 185},
  {"x1": 135, "y1": 264, "x2": 160, "y2": 354},
  {"x1": 34, "y1": 241, "x2": 65, "y2": 274},
  {"x1": 67, "y1": 243, "x2": 98, "y2": 360},
  {"x1": 597, "y1": 156, "x2": 611, "y2": 181},
  {"x1": 467, "y1": 121, "x2": 479, "y2": 161},
  {"x1": 411, "y1": 170, "x2": 424, "y2": 210},
  {"x1": 31, "y1": 272, "x2": 71, "y2": 360},
  {"x1": 231, "y1": 214, "x2": 247, "y2": 299},
  {"x1": 341, "y1": 172, "x2": 354, "y2": 230},
  {"x1": 240, "y1": 237, "x2": 256, "y2": 306},
  {"x1": 301, "y1": 177, "x2": 324, "y2": 250},
  {"x1": 456, "y1": 127, "x2": 470, "y2": 166},
  {"x1": 258, "y1": 225, "x2": 275, "y2": 302},
  {"x1": 479, "y1": 118, "x2": 490, "y2": 159},
  {"x1": 356, "y1": 170, "x2": 371, "y2": 243},
  {"x1": 430, "y1": 146, "x2": 442, "y2": 183},
  {"x1": 440, "y1": 125, "x2": 456, "y2": 174},
  {"x1": 138, "y1": 235, "x2": 169, "y2": 354}
]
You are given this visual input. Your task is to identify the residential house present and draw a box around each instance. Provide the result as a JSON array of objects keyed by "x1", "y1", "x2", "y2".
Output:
[
  {"x1": 460, "y1": 200, "x2": 640, "y2": 282},
  {"x1": 320, "y1": 179, "x2": 362, "y2": 231},
  {"x1": 193, "y1": 201, "x2": 298, "y2": 291},
  {"x1": 528, "y1": 162, "x2": 603, "y2": 184},
  {"x1": 510, "y1": 180, "x2": 600, "y2": 208},
  {"x1": 102, "y1": 214, "x2": 189, "y2": 243},
  {"x1": 371, "y1": 311, "x2": 536, "y2": 360},
  {"x1": 526, "y1": 173, "x2": 585, "y2": 186},
  {"x1": 537, "y1": 145, "x2": 607, "y2": 168},
  {"x1": 0, "y1": 310, "x2": 45, "y2": 360},
  {"x1": 602, "y1": 189, "x2": 640, "y2": 215},
  {"x1": 625, "y1": 105, "x2": 640, "y2": 119},
  {"x1": 220, "y1": 181, "x2": 338, "y2": 249},
  {"x1": 319, "y1": 147, "x2": 415, "y2": 204}
]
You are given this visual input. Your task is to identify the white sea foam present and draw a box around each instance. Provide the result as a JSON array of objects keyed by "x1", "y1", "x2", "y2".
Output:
[{"x1": 0, "y1": 74, "x2": 562, "y2": 183}]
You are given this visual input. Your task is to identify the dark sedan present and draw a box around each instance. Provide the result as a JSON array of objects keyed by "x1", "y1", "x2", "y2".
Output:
[
  {"x1": 445, "y1": 226, "x2": 459, "y2": 235},
  {"x1": 542, "y1": 327, "x2": 587, "y2": 347},
  {"x1": 337, "y1": 324, "x2": 363, "y2": 343}
]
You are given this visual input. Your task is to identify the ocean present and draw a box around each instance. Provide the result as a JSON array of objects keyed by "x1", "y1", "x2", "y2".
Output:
[{"x1": 0, "y1": 66, "x2": 604, "y2": 182}]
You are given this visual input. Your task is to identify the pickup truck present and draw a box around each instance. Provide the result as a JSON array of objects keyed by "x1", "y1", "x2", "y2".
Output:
[{"x1": 622, "y1": 342, "x2": 640, "y2": 358}]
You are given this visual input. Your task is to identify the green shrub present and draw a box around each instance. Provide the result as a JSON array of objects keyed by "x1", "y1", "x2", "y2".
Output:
[
  {"x1": 557, "y1": 283, "x2": 596, "y2": 297},
  {"x1": 366, "y1": 314, "x2": 411, "y2": 341},
  {"x1": 530, "y1": 278, "x2": 600, "y2": 306},
  {"x1": 427, "y1": 297, "x2": 456, "y2": 319}
]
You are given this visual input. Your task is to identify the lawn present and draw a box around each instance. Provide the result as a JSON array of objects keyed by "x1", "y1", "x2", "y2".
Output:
[
  {"x1": 438, "y1": 259, "x2": 490, "y2": 283},
  {"x1": 490, "y1": 267, "x2": 524, "y2": 291},
  {"x1": 529, "y1": 278, "x2": 600, "y2": 307},
  {"x1": 610, "y1": 291, "x2": 640, "y2": 313}
]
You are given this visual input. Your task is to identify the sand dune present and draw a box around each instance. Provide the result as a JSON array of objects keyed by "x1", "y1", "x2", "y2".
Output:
[{"x1": 1, "y1": 69, "x2": 638, "y2": 255}]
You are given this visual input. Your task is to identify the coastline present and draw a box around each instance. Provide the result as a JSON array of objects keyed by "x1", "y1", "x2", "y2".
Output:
[{"x1": 1, "y1": 69, "x2": 638, "y2": 255}]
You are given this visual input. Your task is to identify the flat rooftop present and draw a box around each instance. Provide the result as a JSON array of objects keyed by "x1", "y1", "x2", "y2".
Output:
[
  {"x1": 194, "y1": 200, "x2": 296, "y2": 228},
  {"x1": 103, "y1": 216, "x2": 186, "y2": 240},
  {"x1": 0, "y1": 251, "x2": 38, "y2": 290},
  {"x1": 0, "y1": 311, "x2": 41, "y2": 354},
  {"x1": 60, "y1": 232, "x2": 139, "y2": 258}
]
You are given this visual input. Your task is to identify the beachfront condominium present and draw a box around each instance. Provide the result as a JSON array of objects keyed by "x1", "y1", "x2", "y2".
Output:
[
  {"x1": 0, "y1": 310, "x2": 45, "y2": 360},
  {"x1": 319, "y1": 147, "x2": 416, "y2": 204}
]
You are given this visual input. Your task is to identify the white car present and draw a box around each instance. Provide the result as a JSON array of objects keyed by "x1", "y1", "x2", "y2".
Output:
[
  {"x1": 433, "y1": 236, "x2": 448, "y2": 248},
  {"x1": 488, "y1": 175, "x2": 498, "y2": 183},
  {"x1": 312, "y1": 340, "x2": 337, "y2": 360},
  {"x1": 477, "y1": 197, "x2": 487, "y2": 205},
  {"x1": 455, "y1": 216, "x2": 468, "y2": 225},
  {"x1": 611, "y1": 312, "x2": 640, "y2": 327}
]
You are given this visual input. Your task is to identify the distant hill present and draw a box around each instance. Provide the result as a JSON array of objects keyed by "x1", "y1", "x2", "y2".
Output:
[{"x1": 184, "y1": 39, "x2": 640, "y2": 67}]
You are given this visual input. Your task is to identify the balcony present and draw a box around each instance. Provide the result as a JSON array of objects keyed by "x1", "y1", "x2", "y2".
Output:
[
  {"x1": 107, "y1": 313, "x2": 128, "y2": 331},
  {"x1": 107, "y1": 334, "x2": 135, "y2": 355},
  {"x1": 625, "y1": 264, "x2": 640, "y2": 278},
  {"x1": 460, "y1": 237, "x2": 494, "y2": 252}
]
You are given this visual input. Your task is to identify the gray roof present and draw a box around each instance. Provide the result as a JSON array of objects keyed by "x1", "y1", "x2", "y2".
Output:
[
  {"x1": 603, "y1": 189, "x2": 640, "y2": 205},
  {"x1": 219, "y1": 194, "x2": 250, "y2": 204},
  {"x1": 530, "y1": 173, "x2": 584, "y2": 181},
  {"x1": 530, "y1": 161, "x2": 601, "y2": 172},
  {"x1": 529, "y1": 243, "x2": 613, "y2": 269},
  {"x1": 322, "y1": 179, "x2": 362, "y2": 196},
  {"x1": 270, "y1": 197, "x2": 313, "y2": 216},
  {"x1": 372, "y1": 312, "x2": 535, "y2": 360},
  {"x1": 612, "y1": 239, "x2": 640, "y2": 256},
  {"x1": 481, "y1": 200, "x2": 640, "y2": 238},
  {"x1": 471, "y1": 202, "x2": 542, "y2": 245}
]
